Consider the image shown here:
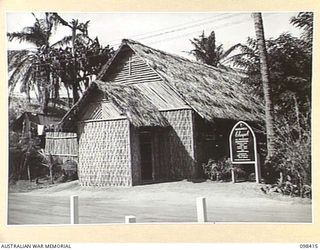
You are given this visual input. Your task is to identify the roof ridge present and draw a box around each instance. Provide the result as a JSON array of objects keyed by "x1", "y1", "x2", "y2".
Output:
[{"x1": 122, "y1": 38, "x2": 242, "y2": 78}]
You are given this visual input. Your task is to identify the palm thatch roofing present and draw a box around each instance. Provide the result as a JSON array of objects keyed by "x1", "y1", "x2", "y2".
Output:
[
  {"x1": 62, "y1": 39, "x2": 264, "y2": 129},
  {"x1": 99, "y1": 39, "x2": 264, "y2": 122},
  {"x1": 60, "y1": 80, "x2": 169, "y2": 128}
]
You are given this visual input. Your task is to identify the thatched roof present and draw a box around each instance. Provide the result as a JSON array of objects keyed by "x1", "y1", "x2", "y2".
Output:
[
  {"x1": 60, "y1": 80, "x2": 169, "y2": 128},
  {"x1": 95, "y1": 80, "x2": 169, "y2": 127},
  {"x1": 62, "y1": 39, "x2": 264, "y2": 129},
  {"x1": 99, "y1": 39, "x2": 264, "y2": 122}
]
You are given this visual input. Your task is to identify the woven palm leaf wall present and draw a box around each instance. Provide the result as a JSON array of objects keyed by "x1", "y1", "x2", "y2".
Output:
[
  {"x1": 77, "y1": 119, "x2": 132, "y2": 186},
  {"x1": 161, "y1": 109, "x2": 196, "y2": 179}
]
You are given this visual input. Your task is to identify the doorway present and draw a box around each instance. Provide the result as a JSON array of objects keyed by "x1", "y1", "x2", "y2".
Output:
[{"x1": 140, "y1": 131, "x2": 153, "y2": 180}]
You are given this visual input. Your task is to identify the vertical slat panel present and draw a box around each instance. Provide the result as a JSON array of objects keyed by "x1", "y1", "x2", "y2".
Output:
[{"x1": 45, "y1": 132, "x2": 78, "y2": 163}]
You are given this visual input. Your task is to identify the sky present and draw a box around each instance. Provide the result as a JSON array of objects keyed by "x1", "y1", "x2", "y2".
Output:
[
  {"x1": 6, "y1": 12, "x2": 302, "y2": 59},
  {"x1": 6, "y1": 12, "x2": 302, "y2": 98}
]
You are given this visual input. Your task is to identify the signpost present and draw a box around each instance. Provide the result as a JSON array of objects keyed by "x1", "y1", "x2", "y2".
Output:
[{"x1": 229, "y1": 121, "x2": 261, "y2": 183}]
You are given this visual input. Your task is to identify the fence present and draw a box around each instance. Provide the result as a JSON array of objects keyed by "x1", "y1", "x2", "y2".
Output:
[{"x1": 45, "y1": 132, "x2": 78, "y2": 163}]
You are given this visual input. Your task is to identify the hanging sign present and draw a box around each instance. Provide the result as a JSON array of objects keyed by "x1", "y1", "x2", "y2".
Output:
[{"x1": 229, "y1": 121, "x2": 257, "y2": 164}]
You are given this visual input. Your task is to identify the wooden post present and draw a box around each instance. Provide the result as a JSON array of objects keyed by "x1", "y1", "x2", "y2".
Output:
[
  {"x1": 70, "y1": 195, "x2": 79, "y2": 224},
  {"x1": 196, "y1": 197, "x2": 207, "y2": 223},
  {"x1": 125, "y1": 216, "x2": 136, "y2": 223},
  {"x1": 255, "y1": 153, "x2": 262, "y2": 183},
  {"x1": 231, "y1": 168, "x2": 236, "y2": 183}
]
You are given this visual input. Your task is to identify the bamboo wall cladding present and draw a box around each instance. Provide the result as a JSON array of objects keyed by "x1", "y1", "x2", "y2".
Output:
[
  {"x1": 77, "y1": 119, "x2": 132, "y2": 187},
  {"x1": 161, "y1": 109, "x2": 196, "y2": 179},
  {"x1": 45, "y1": 132, "x2": 78, "y2": 163}
]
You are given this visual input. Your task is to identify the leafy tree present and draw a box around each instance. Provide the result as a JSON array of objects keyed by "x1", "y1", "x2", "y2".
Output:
[
  {"x1": 50, "y1": 13, "x2": 114, "y2": 104},
  {"x1": 189, "y1": 30, "x2": 241, "y2": 69},
  {"x1": 231, "y1": 33, "x2": 311, "y2": 117},
  {"x1": 230, "y1": 12, "x2": 312, "y2": 187},
  {"x1": 50, "y1": 36, "x2": 114, "y2": 106},
  {"x1": 7, "y1": 12, "x2": 115, "y2": 110},
  {"x1": 290, "y1": 12, "x2": 313, "y2": 47},
  {"x1": 7, "y1": 13, "x2": 62, "y2": 112}
]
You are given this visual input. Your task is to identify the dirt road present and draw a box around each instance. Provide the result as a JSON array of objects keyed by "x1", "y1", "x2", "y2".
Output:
[{"x1": 8, "y1": 180, "x2": 312, "y2": 224}]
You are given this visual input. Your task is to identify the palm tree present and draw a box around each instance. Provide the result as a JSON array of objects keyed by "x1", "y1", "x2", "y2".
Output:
[
  {"x1": 7, "y1": 12, "x2": 62, "y2": 113},
  {"x1": 50, "y1": 14, "x2": 91, "y2": 103},
  {"x1": 49, "y1": 13, "x2": 114, "y2": 104},
  {"x1": 290, "y1": 12, "x2": 313, "y2": 46},
  {"x1": 252, "y1": 12, "x2": 276, "y2": 158},
  {"x1": 189, "y1": 30, "x2": 241, "y2": 69}
]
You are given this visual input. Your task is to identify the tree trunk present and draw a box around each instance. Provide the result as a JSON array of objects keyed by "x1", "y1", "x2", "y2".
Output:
[
  {"x1": 22, "y1": 146, "x2": 31, "y2": 182},
  {"x1": 65, "y1": 84, "x2": 72, "y2": 108},
  {"x1": 41, "y1": 75, "x2": 50, "y2": 114},
  {"x1": 42, "y1": 87, "x2": 50, "y2": 114},
  {"x1": 71, "y1": 25, "x2": 80, "y2": 104},
  {"x1": 293, "y1": 94, "x2": 301, "y2": 139},
  {"x1": 72, "y1": 81, "x2": 79, "y2": 104},
  {"x1": 252, "y1": 12, "x2": 276, "y2": 159},
  {"x1": 49, "y1": 154, "x2": 54, "y2": 184},
  {"x1": 27, "y1": 164, "x2": 31, "y2": 182}
]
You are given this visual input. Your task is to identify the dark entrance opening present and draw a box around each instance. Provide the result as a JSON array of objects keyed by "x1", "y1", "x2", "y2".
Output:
[{"x1": 140, "y1": 131, "x2": 153, "y2": 180}]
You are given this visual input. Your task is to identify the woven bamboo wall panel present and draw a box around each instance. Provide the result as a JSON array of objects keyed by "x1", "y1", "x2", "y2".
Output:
[
  {"x1": 77, "y1": 119, "x2": 132, "y2": 186},
  {"x1": 161, "y1": 109, "x2": 195, "y2": 179},
  {"x1": 45, "y1": 132, "x2": 78, "y2": 164}
]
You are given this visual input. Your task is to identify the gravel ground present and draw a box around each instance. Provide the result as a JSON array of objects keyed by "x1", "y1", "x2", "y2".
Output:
[{"x1": 7, "y1": 180, "x2": 312, "y2": 225}]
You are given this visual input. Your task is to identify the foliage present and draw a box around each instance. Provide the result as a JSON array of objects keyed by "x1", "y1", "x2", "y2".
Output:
[
  {"x1": 50, "y1": 36, "x2": 114, "y2": 105},
  {"x1": 230, "y1": 13, "x2": 312, "y2": 197},
  {"x1": 202, "y1": 157, "x2": 246, "y2": 181},
  {"x1": 48, "y1": 13, "x2": 115, "y2": 104},
  {"x1": 7, "y1": 13, "x2": 62, "y2": 112},
  {"x1": 8, "y1": 132, "x2": 45, "y2": 183},
  {"x1": 59, "y1": 160, "x2": 78, "y2": 182},
  {"x1": 7, "y1": 12, "x2": 114, "y2": 112},
  {"x1": 264, "y1": 109, "x2": 311, "y2": 188},
  {"x1": 231, "y1": 33, "x2": 311, "y2": 115},
  {"x1": 290, "y1": 12, "x2": 313, "y2": 47},
  {"x1": 189, "y1": 30, "x2": 241, "y2": 69}
]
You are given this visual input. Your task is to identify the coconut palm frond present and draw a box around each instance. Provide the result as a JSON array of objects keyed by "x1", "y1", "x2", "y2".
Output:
[
  {"x1": 51, "y1": 35, "x2": 72, "y2": 48},
  {"x1": 290, "y1": 12, "x2": 313, "y2": 44},
  {"x1": 7, "y1": 50, "x2": 30, "y2": 71},
  {"x1": 221, "y1": 43, "x2": 242, "y2": 59},
  {"x1": 50, "y1": 12, "x2": 71, "y2": 28},
  {"x1": 8, "y1": 59, "x2": 32, "y2": 92},
  {"x1": 19, "y1": 65, "x2": 34, "y2": 94}
]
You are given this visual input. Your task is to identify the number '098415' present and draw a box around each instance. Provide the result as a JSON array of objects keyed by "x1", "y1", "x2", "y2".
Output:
[{"x1": 300, "y1": 244, "x2": 318, "y2": 248}]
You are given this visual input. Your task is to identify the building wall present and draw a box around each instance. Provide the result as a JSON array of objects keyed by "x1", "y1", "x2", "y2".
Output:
[
  {"x1": 161, "y1": 109, "x2": 196, "y2": 179},
  {"x1": 77, "y1": 119, "x2": 132, "y2": 186}
]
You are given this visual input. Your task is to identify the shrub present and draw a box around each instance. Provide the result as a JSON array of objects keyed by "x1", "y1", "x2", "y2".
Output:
[
  {"x1": 9, "y1": 132, "x2": 45, "y2": 182},
  {"x1": 262, "y1": 110, "x2": 311, "y2": 198},
  {"x1": 61, "y1": 160, "x2": 78, "y2": 181},
  {"x1": 202, "y1": 157, "x2": 245, "y2": 181}
]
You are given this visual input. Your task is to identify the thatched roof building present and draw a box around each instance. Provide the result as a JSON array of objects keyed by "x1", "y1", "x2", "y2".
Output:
[
  {"x1": 99, "y1": 39, "x2": 263, "y2": 121},
  {"x1": 57, "y1": 39, "x2": 264, "y2": 187}
]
